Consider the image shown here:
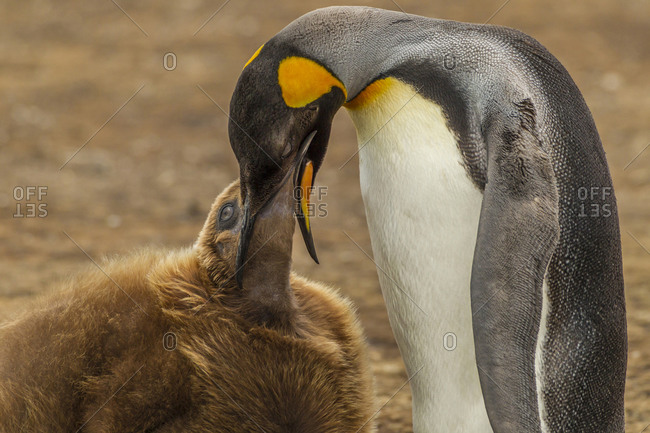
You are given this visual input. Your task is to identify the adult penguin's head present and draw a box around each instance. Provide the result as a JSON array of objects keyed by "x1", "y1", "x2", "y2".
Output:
[{"x1": 229, "y1": 43, "x2": 347, "y2": 288}]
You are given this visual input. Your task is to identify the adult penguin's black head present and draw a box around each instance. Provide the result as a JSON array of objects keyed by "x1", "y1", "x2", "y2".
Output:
[{"x1": 229, "y1": 43, "x2": 347, "y2": 288}]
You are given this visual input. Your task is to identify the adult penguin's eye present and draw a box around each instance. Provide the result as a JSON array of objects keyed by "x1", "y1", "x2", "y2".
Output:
[
  {"x1": 219, "y1": 203, "x2": 235, "y2": 222},
  {"x1": 281, "y1": 142, "x2": 293, "y2": 158}
]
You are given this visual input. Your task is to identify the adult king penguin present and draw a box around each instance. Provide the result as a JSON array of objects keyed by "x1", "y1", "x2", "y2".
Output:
[{"x1": 228, "y1": 6, "x2": 627, "y2": 433}]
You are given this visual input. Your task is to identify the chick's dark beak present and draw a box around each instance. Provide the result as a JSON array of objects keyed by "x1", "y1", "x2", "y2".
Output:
[
  {"x1": 235, "y1": 196, "x2": 255, "y2": 289},
  {"x1": 235, "y1": 131, "x2": 319, "y2": 289}
]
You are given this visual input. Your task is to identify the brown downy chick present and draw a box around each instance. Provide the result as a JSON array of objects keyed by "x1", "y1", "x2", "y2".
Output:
[{"x1": 0, "y1": 180, "x2": 375, "y2": 433}]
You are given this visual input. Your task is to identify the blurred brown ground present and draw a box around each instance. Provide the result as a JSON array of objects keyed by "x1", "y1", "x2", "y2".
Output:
[{"x1": 0, "y1": 0, "x2": 648, "y2": 431}]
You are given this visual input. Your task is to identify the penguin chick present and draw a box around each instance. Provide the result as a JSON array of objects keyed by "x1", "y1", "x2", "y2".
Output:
[{"x1": 0, "y1": 180, "x2": 375, "y2": 433}]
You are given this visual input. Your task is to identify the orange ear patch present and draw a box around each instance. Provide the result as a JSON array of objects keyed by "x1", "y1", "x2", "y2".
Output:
[
  {"x1": 243, "y1": 45, "x2": 264, "y2": 70},
  {"x1": 344, "y1": 77, "x2": 396, "y2": 110},
  {"x1": 278, "y1": 57, "x2": 347, "y2": 108}
]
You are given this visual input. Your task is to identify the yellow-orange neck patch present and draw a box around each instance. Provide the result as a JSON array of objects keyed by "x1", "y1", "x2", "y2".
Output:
[
  {"x1": 243, "y1": 45, "x2": 264, "y2": 70},
  {"x1": 277, "y1": 57, "x2": 347, "y2": 108},
  {"x1": 344, "y1": 77, "x2": 396, "y2": 110}
]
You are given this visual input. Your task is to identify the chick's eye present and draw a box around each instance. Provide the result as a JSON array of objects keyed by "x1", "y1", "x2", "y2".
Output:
[
  {"x1": 281, "y1": 142, "x2": 293, "y2": 159},
  {"x1": 219, "y1": 203, "x2": 234, "y2": 222}
]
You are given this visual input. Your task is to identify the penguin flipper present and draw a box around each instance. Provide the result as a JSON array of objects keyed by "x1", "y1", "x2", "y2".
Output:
[{"x1": 470, "y1": 99, "x2": 560, "y2": 432}]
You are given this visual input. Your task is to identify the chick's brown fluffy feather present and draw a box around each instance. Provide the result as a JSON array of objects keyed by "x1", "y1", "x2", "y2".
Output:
[{"x1": 0, "y1": 180, "x2": 375, "y2": 433}]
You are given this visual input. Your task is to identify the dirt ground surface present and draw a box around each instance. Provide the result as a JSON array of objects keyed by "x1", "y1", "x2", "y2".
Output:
[{"x1": 1, "y1": 0, "x2": 648, "y2": 431}]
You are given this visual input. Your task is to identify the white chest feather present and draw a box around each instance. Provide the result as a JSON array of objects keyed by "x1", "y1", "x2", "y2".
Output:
[{"x1": 346, "y1": 79, "x2": 492, "y2": 432}]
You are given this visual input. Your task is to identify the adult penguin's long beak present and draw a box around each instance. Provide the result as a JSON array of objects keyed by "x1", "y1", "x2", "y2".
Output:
[
  {"x1": 293, "y1": 131, "x2": 319, "y2": 265},
  {"x1": 235, "y1": 131, "x2": 319, "y2": 289}
]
